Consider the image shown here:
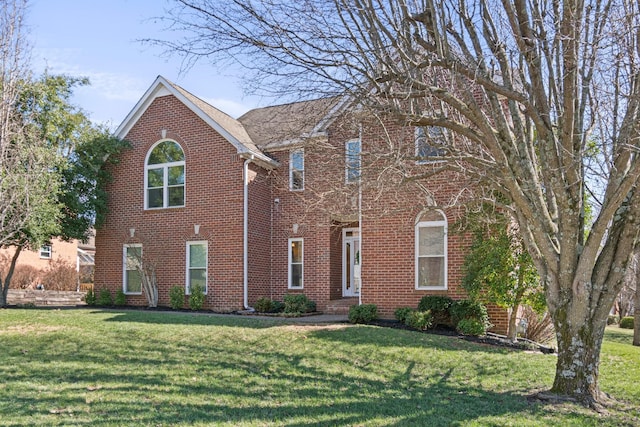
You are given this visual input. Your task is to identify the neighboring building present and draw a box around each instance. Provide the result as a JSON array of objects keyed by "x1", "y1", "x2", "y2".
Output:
[{"x1": 94, "y1": 76, "x2": 508, "y2": 332}]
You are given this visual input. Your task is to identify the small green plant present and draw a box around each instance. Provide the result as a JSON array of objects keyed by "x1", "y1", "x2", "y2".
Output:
[
  {"x1": 283, "y1": 294, "x2": 315, "y2": 314},
  {"x1": 418, "y1": 295, "x2": 453, "y2": 326},
  {"x1": 607, "y1": 314, "x2": 620, "y2": 325},
  {"x1": 348, "y1": 304, "x2": 378, "y2": 324},
  {"x1": 97, "y1": 288, "x2": 113, "y2": 306},
  {"x1": 394, "y1": 307, "x2": 414, "y2": 323},
  {"x1": 84, "y1": 288, "x2": 97, "y2": 306},
  {"x1": 114, "y1": 290, "x2": 126, "y2": 306},
  {"x1": 457, "y1": 318, "x2": 487, "y2": 336},
  {"x1": 620, "y1": 316, "x2": 635, "y2": 329},
  {"x1": 188, "y1": 285, "x2": 205, "y2": 311},
  {"x1": 405, "y1": 310, "x2": 432, "y2": 330},
  {"x1": 254, "y1": 297, "x2": 274, "y2": 313},
  {"x1": 169, "y1": 286, "x2": 185, "y2": 310}
]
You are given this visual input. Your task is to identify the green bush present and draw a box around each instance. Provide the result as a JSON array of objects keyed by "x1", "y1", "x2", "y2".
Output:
[
  {"x1": 254, "y1": 297, "x2": 274, "y2": 313},
  {"x1": 114, "y1": 290, "x2": 126, "y2": 306},
  {"x1": 405, "y1": 310, "x2": 432, "y2": 330},
  {"x1": 271, "y1": 300, "x2": 285, "y2": 313},
  {"x1": 348, "y1": 304, "x2": 378, "y2": 324},
  {"x1": 283, "y1": 294, "x2": 315, "y2": 314},
  {"x1": 84, "y1": 288, "x2": 97, "y2": 306},
  {"x1": 450, "y1": 299, "x2": 492, "y2": 335},
  {"x1": 189, "y1": 285, "x2": 205, "y2": 311},
  {"x1": 169, "y1": 286, "x2": 185, "y2": 310},
  {"x1": 457, "y1": 318, "x2": 487, "y2": 336},
  {"x1": 620, "y1": 316, "x2": 635, "y2": 329},
  {"x1": 97, "y1": 288, "x2": 113, "y2": 306},
  {"x1": 607, "y1": 314, "x2": 620, "y2": 325},
  {"x1": 394, "y1": 307, "x2": 414, "y2": 323},
  {"x1": 418, "y1": 295, "x2": 453, "y2": 326}
]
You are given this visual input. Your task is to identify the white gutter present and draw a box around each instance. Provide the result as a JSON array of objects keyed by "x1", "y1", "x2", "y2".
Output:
[
  {"x1": 358, "y1": 124, "x2": 363, "y2": 306},
  {"x1": 243, "y1": 156, "x2": 255, "y2": 310}
]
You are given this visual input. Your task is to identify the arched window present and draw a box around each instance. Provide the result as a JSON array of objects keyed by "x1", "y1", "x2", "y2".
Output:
[
  {"x1": 415, "y1": 210, "x2": 447, "y2": 289},
  {"x1": 145, "y1": 140, "x2": 185, "y2": 209}
]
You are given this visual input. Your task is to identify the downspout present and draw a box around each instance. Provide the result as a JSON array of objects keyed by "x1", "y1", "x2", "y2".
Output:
[{"x1": 243, "y1": 155, "x2": 255, "y2": 311}]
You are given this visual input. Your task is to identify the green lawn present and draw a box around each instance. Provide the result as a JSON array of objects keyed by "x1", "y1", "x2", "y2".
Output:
[{"x1": 0, "y1": 309, "x2": 638, "y2": 426}]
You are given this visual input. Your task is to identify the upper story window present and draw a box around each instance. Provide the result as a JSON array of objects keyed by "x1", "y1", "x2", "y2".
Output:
[
  {"x1": 415, "y1": 210, "x2": 447, "y2": 290},
  {"x1": 145, "y1": 140, "x2": 185, "y2": 209},
  {"x1": 290, "y1": 149, "x2": 304, "y2": 191},
  {"x1": 345, "y1": 139, "x2": 361, "y2": 184},
  {"x1": 39, "y1": 245, "x2": 52, "y2": 259},
  {"x1": 415, "y1": 126, "x2": 446, "y2": 162}
]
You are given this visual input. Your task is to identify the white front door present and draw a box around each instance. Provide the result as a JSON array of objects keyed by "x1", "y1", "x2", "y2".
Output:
[{"x1": 343, "y1": 228, "x2": 361, "y2": 297}]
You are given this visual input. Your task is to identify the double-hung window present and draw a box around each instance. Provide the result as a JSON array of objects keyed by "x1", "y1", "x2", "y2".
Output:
[
  {"x1": 123, "y1": 244, "x2": 142, "y2": 294},
  {"x1": 345, "y1": 139, "x2": 361, "y2": 183},
  {"x1": 39, "y1": 245, "x2": 52, "y2": 259},
  {"x1": 290, "y1": 149, "x2": 304, "y2": 191},
  {"x1": 288, "y1": 238, "x2": 304, "y2": 289},
  {"x1": 415, "y1": 126, "x2": 446, "y2": 162},
  {"x1": 145, "y1": 140, "x2": 185, "y2": 209},
  {"x1": 415, "y1": 211, "x2": 447, "y2": 289},
  {"x1": 186, "y1": 241, "x2": 207, "y2": 294}
]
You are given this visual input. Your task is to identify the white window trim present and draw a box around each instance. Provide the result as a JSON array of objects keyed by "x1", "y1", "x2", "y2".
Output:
[
  {"x1": 39, "y1": 245, "x2": 52, "y2": 259},
  {"x1": 186, "y1": 240, "x2": 208, "y2": 295},
  {"x1": 123, "y1": 244, "x2": 143, "y2": 295},
  {"x1": 288, "y1": 237, "x2": 304, "y2": 289},
  {"x1": 289, "y1": 149, "x2": 304, "y2": 191},
  {"x1": 415, "y1": 211, "x2": 448, "y2": 290},
  {"x1": 345, "y1": 139, "x2": 361, "y2": 184},
  {"x1": 144, "y1": 139, "x2": 186, "y2": 210}
]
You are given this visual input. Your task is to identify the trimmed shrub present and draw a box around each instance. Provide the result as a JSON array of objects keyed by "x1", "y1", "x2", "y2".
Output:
[
  {"x1": 97, "y1": 288, "x2": 113, "y2": 306},
  {"x1": 607, "y1": 314, "x2": 620, "y2": 325},
  {"x1": 394, "y1": 307, "x2": 414, "y2": 323},
  {"x1": 457, "y1": 318, "x2": 487, "y2": 336},
  {"x1": 114, "y1": 290, "x2": 126, "y2": 306},
  {"x1": 450, "y1": 299, "x2": 491, "y2": 335},
  {"x1": 255, "y1": 297, "x2": 274, "y2": 313},
  {"x1": 271, "y1": 300, "x2": 285, "y2": 313},
  {"x1": 189, "y1": 285, "x2": 205, "y2": 311},
  {"x1": 84, "y1": 288, "x2": 97, "y2": 306},
  {"x1": 283, "y1": 294, "x2": 315, "y2": 314},
  {"x1": 405, "y1": 310, "x2": 432, "y2": 331},
  {"x1": 169, "y1": 286, "x2": 185, "y2": 310},
  {"x1": 620, "y1": 316, "x2": 634, "y2": 329},
  {"x1": 418, "y1": 295, "x2": 453, "y2": 326},
  {"x1": 349, "y1": 304, "x2": 378, "y2": 324}
]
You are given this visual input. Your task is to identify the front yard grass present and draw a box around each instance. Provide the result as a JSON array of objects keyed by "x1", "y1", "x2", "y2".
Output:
[{"x1": 0, "y1": 309, "x2": 638, "y2": 426}]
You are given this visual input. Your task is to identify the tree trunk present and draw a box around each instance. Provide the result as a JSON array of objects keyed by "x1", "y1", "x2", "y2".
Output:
[
  {"x1": 506, "y1": 304, "x2": 519, "y2": 342},
  {"x1": 0, "y1": 246, "x2": 23, "y2": 307},
  {"x1": 634, "y1": 261, "x2": 640, "y2": 346},
  {"x1": 550, "y1": 313, "x2": 608, "y2": 408}
]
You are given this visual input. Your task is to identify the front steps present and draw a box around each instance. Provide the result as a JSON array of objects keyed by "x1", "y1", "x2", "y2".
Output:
[{"x1": 324, "y1": 297, "x2": 359, "y2": 315}]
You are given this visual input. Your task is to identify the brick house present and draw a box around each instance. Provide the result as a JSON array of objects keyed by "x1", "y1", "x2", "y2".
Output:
[{"x1": 94, "y1": 76, "x2": 507, "y2": 332}]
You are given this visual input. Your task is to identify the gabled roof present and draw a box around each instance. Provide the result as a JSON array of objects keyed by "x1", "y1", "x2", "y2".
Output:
[
  {"x1": 115, "y1": 76, "x2": 277, "y2": 168},
  {"x1": 238, "y1": 96, "x2": 344, "y2": 150}
]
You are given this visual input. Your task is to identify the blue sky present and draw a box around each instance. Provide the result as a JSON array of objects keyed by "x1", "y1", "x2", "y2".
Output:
[{"x1": 28, "y1": 0, "x2": 261, "y2": 127}]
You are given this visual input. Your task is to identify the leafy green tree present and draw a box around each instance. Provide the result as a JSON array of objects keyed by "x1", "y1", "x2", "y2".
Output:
[
  {"x1": 463, "y1": 218, "x2": 543, "y2": 342},
  {"x1": 0, "y1": 2, "x2": 128, "y2": 306}
]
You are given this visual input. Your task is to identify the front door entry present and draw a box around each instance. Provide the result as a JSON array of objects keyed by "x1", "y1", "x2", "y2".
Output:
[{"x1": 343, "y1": 228, "x2": 361, "y2": 297}]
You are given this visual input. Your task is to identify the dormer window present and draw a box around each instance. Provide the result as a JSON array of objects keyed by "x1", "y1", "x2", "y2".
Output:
[
  {"x1": 416, "y1": 126, "x2": 446, "y2": 162},
  {"x1": 145, "y1": 140, "x2": 185, "y2": 209}
]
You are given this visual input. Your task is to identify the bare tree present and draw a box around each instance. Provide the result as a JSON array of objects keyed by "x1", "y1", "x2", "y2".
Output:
[{"x1": 152, "y1": 0, "x2": 640, "y2": 407}]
